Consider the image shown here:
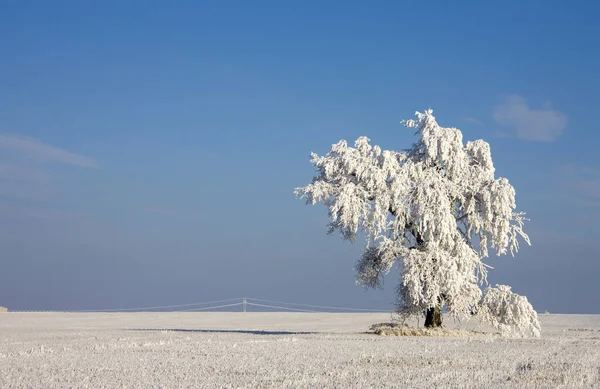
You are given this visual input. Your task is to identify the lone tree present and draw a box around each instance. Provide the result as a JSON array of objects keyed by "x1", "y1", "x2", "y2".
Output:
[{"x1": 295, "y1": 110, "x2": 540, "y2": 337}]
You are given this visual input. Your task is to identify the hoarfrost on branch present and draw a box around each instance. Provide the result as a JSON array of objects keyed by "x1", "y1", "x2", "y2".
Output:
[{"x1": 295, "y1": 109, "x2": 540, "y2": 336}]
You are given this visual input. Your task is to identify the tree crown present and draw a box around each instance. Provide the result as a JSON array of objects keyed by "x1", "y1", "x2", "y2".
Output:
[{"x1": 295, "y1": 109, "x2": 539, "y2": 337}]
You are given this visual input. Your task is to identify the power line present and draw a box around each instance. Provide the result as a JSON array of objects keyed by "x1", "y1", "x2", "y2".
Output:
[
  {"x1": 246, "y1": 297, "x2": 390, "y2": 312},
  {"x1": 245, "y1": 302, "x2": 318, "y2": 313},
  {"x1": 44, "y1": 296, "x2": 391, "y2": 313},
  {"x1": 77, "y1": 298, "x2": 243, "y2": 312},
  {"x1": 176, "y1": 303, "x2": 243, "y2": 312}
]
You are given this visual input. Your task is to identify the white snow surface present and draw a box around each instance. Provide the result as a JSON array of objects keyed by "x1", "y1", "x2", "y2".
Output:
[{"x1": 1, "y1": 312, "x2": 599, "y2": 388}]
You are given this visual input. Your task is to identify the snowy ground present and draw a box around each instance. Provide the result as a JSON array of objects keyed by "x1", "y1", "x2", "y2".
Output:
[{"x1": 1, "y1": 312, "x2": 599, "y2": 388}]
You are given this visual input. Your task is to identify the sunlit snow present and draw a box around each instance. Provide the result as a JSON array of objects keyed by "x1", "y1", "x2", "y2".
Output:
[{"x1": 1, "y1": 312, "x2": 599, "y2": 388}]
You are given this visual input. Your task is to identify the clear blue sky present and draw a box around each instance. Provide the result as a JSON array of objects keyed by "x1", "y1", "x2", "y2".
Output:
[{"x1": 1, "y1": 1, "x2": 599, "y2": 313}]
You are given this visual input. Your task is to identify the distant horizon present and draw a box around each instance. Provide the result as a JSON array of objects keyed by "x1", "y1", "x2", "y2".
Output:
[{"x1": 2, "y1": 297, "x2": 598, "y2": 316}]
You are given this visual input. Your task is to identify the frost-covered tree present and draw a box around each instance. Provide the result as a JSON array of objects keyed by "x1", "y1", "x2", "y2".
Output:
[{"x1": 295, "y1": 109, "x2": 540, "y2": 337}]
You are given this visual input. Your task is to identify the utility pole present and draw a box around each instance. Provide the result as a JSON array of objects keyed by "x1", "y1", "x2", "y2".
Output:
[{"x1": 242, "y1": 297, "x2": 246, "y2": 313}]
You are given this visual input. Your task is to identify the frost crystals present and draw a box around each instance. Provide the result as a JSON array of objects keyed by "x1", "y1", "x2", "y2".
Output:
[{"x1": 295, "y1": 109, "x2": 539, "y2": 337}]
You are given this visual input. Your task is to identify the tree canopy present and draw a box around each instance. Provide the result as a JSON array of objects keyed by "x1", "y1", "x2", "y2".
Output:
[{"x1": 295, "y1": 109, "x2": 540, "y2": 337}]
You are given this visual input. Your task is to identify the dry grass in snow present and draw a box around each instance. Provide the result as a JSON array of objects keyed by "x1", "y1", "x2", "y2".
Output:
[
  {"x1": 1, "y1": 312, "x2": 599, "y2": 388},
  {"x1": 368, "y1": 322, "x2": 493, "y2": 337}
]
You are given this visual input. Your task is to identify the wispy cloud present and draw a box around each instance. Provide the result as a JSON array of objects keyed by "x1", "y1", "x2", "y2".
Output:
[
  {"x1": 0, "y1": 134, "x2": 98, "y2": 168},
  {"x1": 463, "y1": 116, "x2": 485, "y2": 126},
  {"x1": 492, "y1": 95, "x2": 567, "y2": 142},
  {"x1": 0, "y1": 134, "x2": 98, "y2": 209}
]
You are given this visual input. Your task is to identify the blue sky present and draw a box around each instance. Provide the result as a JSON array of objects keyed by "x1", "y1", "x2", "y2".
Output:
[{"x1": 1, "y1": 1, "x2": 599, "y2": 313}]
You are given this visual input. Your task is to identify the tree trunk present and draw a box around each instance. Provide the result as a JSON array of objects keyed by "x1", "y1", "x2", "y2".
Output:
[{"x1": 424, "y1": 305, "x2": 443, "y2": 328}]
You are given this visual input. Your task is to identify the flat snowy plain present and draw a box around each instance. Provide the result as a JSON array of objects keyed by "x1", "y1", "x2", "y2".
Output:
[{"x1": 1, "y1": 312, "x2": 599, "y2": 388}]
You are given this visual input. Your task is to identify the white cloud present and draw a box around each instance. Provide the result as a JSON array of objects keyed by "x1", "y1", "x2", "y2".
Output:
[
  {"x1": 492, "y1": 95, "x2": 567, "y2": 142},
  {"x1": 0, "y1": 134, "x2": 98, "y2": 168}
]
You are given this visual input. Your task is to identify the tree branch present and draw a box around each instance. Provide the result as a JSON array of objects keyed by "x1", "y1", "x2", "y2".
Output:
[{"x1": 455, "y1": 213, "x2": 470, "y2": 222}]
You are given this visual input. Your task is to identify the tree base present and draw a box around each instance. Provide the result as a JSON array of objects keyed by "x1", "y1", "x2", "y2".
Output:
[{"x1": 424, "y1": 306, "x2": 443, "y2": 328}]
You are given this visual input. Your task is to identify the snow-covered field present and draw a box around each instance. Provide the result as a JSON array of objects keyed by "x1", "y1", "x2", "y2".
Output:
[{"x1": 1, "y1": 312, "x2": 599, "y2": 388}]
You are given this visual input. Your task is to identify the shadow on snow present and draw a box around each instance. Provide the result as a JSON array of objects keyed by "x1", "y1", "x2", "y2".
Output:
[{"x1": 128, "y1": 328, "x2": 317, "y2": 335}]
